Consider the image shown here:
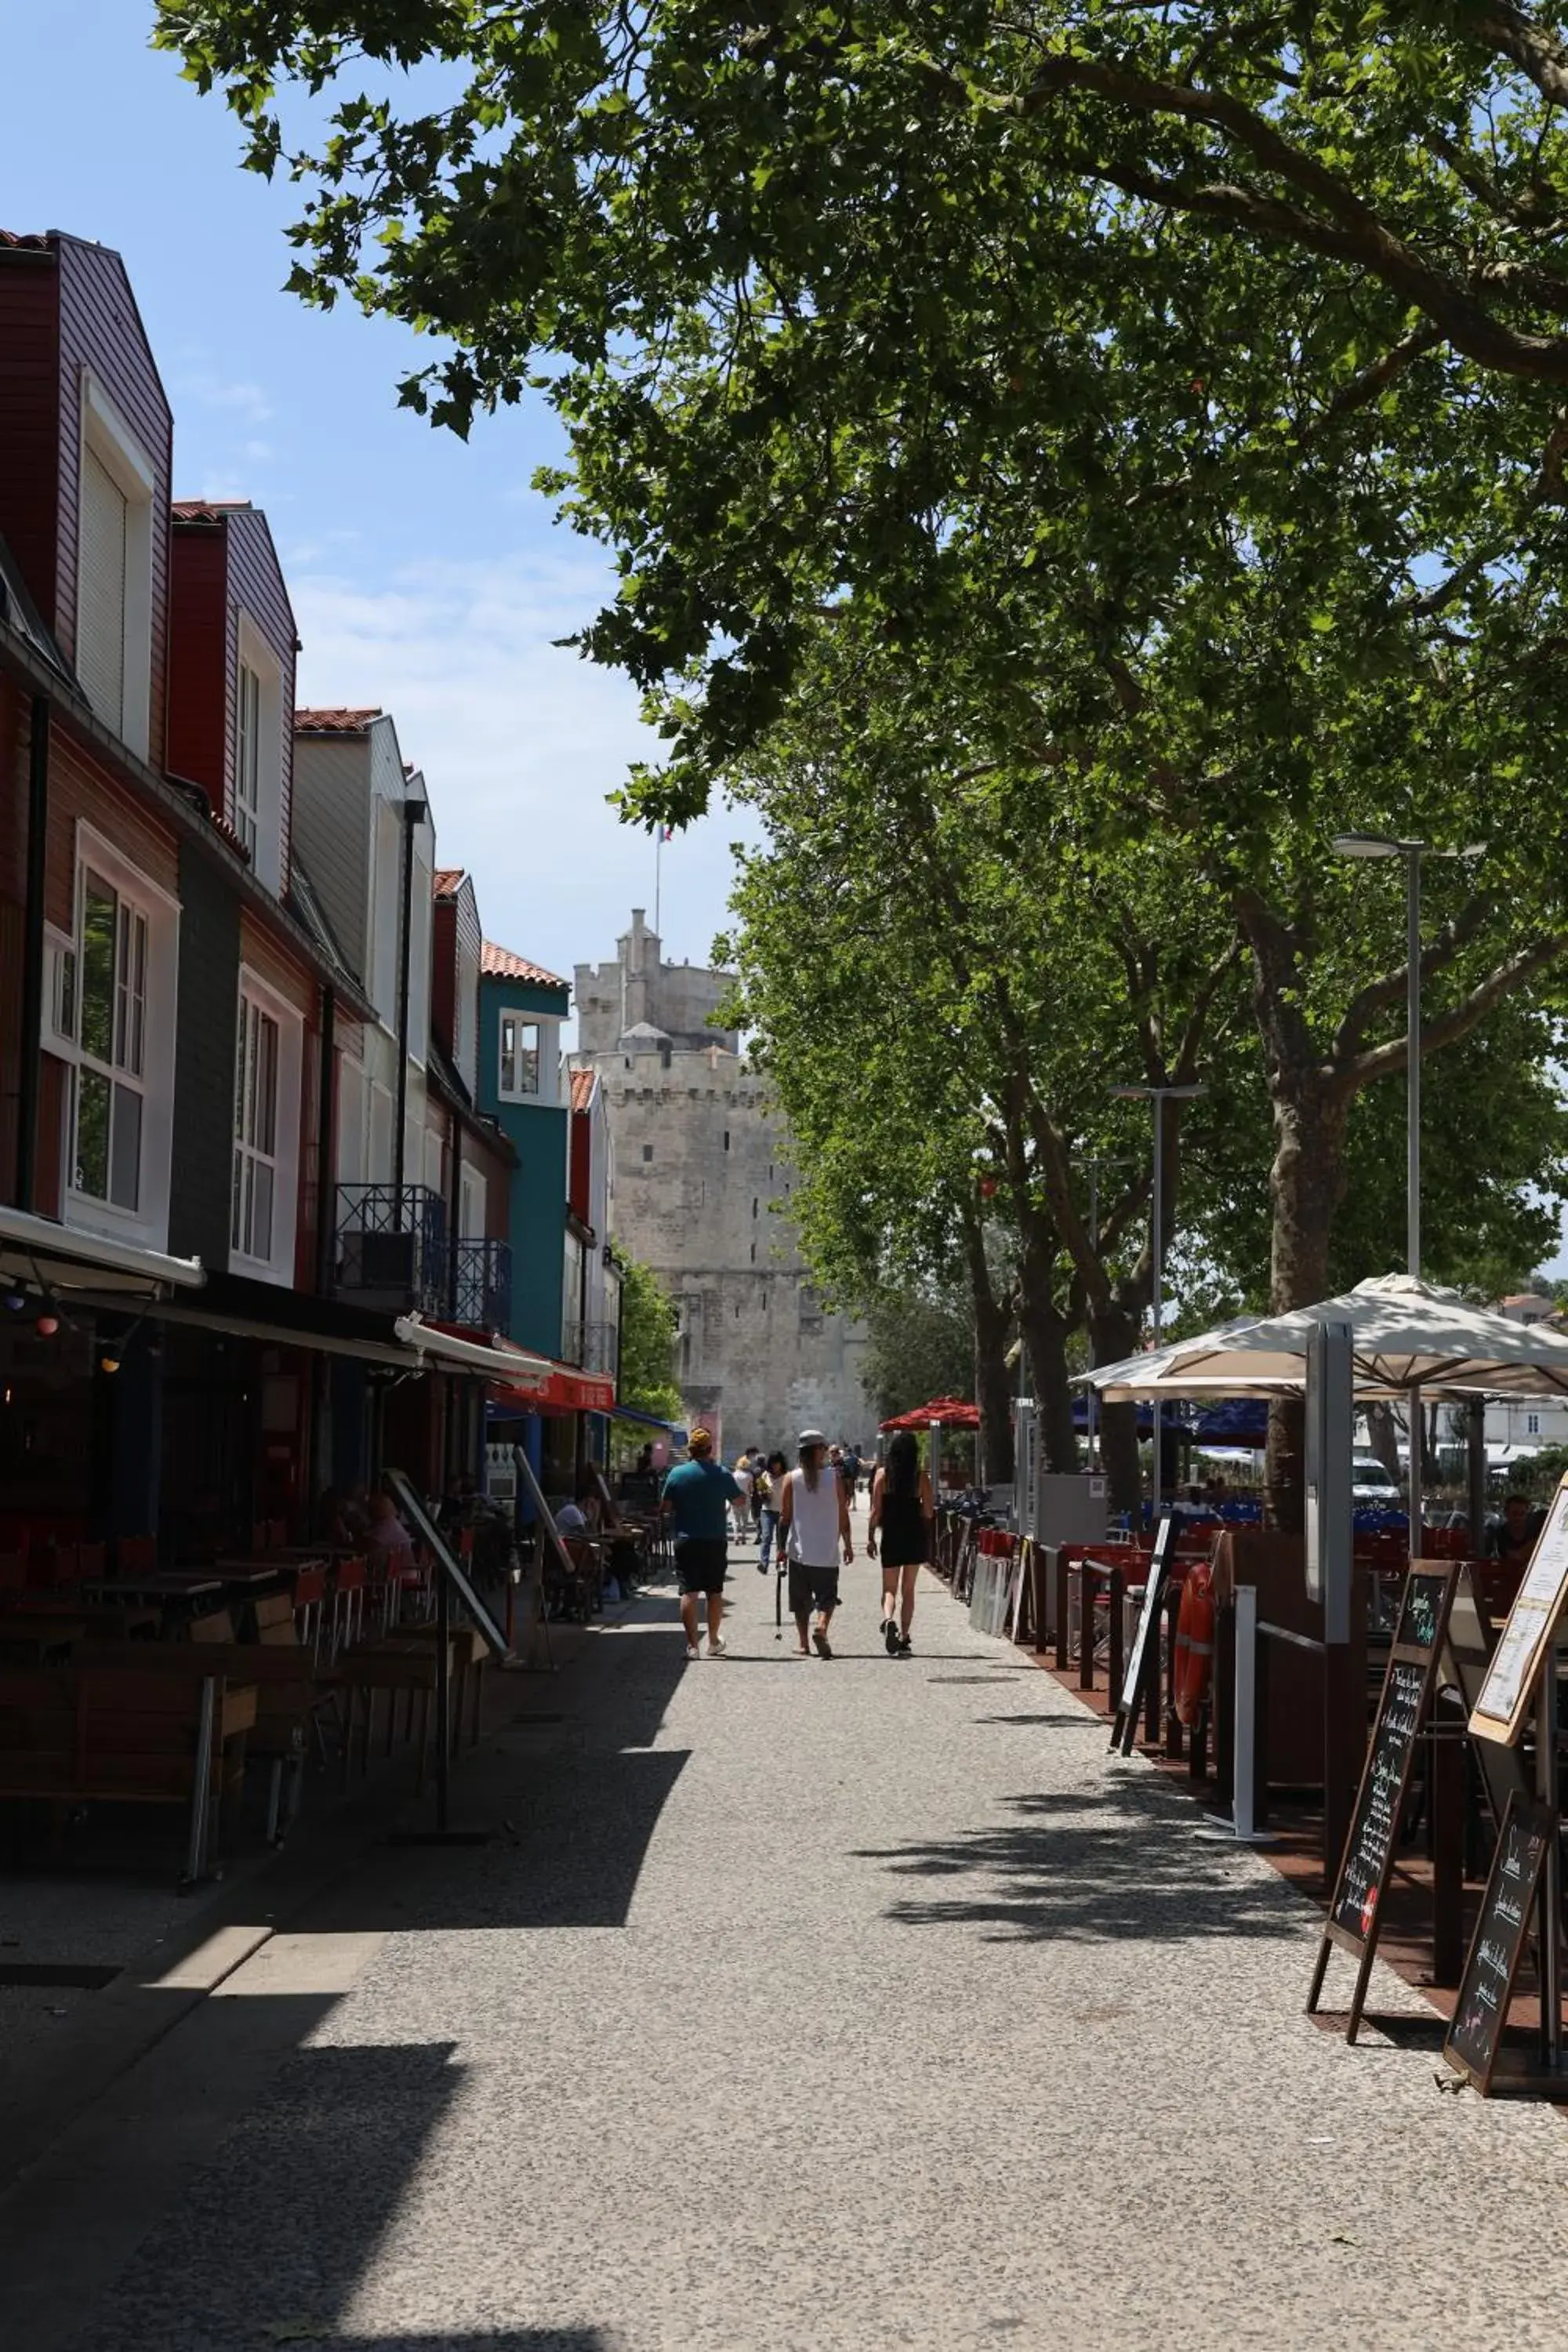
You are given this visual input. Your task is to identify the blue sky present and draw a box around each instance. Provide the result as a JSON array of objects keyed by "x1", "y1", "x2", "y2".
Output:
[{"x1": 0, "y1": 4, "x2": 757, "y2": 1004}]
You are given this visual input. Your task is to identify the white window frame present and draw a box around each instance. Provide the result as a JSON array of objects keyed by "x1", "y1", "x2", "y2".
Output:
[
  {"x1": 57, "y1": 824, "x2": 179, "y2": 1248},
  {"x1": 77, "y1": 372, "x2": 155, "y2": 760},
  {"x1": 230, "y1": 965, "x2": 303, "y2": 1287},
  {"x1": 499, "y1": 1011, "x2": 543, "y2": 1102},
  {"x1": 233, "y1": 610, "x2": 285, "y2": 894}
]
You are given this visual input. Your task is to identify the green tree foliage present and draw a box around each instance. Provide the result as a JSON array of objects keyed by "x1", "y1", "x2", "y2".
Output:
[
  {"x1": 861, "y1": 1287, "x2": 977, "y2": 1425},
  {"x1": 612, "y1": 1249, "x2": 682, "y2": 1423}
]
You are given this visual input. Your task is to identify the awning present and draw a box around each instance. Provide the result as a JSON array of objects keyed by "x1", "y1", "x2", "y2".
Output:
[
  {"x1": 399, "y1": 1316, "x2": 552, "y2": 1384},
  {"x1": 148, "y1": 1298, "x2": 422, "y2": 1370},
  {"x1": 612, "y1": 1404, "x2": 688, "y2": 1440},
  {"x1": 0, "y1": 1203, "x2": 205, "y2": 1298},
  {"x1": 491, "y1": 1357, "x2": 616, "y2": 1415}
]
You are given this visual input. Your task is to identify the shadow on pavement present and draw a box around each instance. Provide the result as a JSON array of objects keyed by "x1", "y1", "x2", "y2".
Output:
[{"x1": 857, "y1": 1788, "x2": 1302, "y2": 1944}]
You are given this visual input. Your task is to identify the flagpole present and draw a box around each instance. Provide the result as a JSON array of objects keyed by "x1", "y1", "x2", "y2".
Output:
[{"x1": 655, "y1": 829, "x2": 662, "y2": 941}]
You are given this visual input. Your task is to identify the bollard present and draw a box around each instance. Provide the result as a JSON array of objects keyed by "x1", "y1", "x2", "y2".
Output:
[
  {"x1": 1107, "y1": 1568, "x2": 1124, "y2": 1708},
  {"x1": 1199, "y1": 1589, "x2": 1273, "y2": 1845},
  {"x1": 1078, "y1": 1563, "x2": 1096, "y2": 1690},
  {"x1": 1163, "y1": 1581, "x2": 1184, "y2": 1759},
  {"x1": 1054, "y1": 1548, "x2": 1071, "y2": 1671}
]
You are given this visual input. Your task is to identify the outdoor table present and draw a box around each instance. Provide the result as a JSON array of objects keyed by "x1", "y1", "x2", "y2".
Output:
[{"x1": 84, "y1": 1572, "x2": 224, "y2": 1605}]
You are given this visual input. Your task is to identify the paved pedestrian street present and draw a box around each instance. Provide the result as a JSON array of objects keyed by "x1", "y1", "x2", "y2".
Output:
[{"x1": 11, "y1": 1538, "x2": 1568, "y2": 2352}]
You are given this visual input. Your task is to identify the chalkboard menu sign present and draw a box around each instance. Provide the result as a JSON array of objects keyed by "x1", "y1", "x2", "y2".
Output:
[
  {"x1": 1471, "y1": 1474, "x2": 1568, "y2": 1745},
  {"x1": 1443, "y1": 1795, "x2": 1555, "y2": 2095},
  {"x1": 1110, "y1": 1513, "x2": 1179, "y2": 1757},
  {"x1": 1307, "y1": 1563, "x2": 1460, "y2": 2042}
]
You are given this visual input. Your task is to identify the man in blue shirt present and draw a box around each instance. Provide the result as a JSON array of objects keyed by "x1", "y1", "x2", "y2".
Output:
[{"x1": 662, "y1": 1428, "x2": 742, "y2": 1659}]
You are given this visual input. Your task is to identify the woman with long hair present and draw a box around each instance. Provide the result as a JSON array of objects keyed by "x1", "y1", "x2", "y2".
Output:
[
  {"x1": 757, "y1": 1450, "x2": 789, "y2": 1576},
  {"x1": 779, "y1": 1430, "x2": 853, "y2": 1657},
  {"x1": 867, "y1": 1429, "x2": 932, "y2": 1656}
]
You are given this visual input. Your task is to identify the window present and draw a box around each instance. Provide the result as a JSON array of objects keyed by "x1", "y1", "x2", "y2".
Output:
[
  {"x1": 231, "y1": 969, "x2": 304, "y2": 1283},
  {"x1": 234, "y1": 660, "x2": 262, "y2": 859},
  {"x1": 76, "y1": 376, "x2": 155, "y2": 759},
  {"x1": 71, "y1": 870, "x2": 147, "y2": 1213},
  {"x1": 642, "y1": 1144, "x2": 654, "y2": 1163},
  {"x1": 723, "y1": 1131, "x2": 730, "y2": 1152},
  {"x1": 499, "y1": 1014, "x2": 541, "y2": 1099},
  {"x1": 231, "y1": 993, "x2": 279, "y2": 1261},
  {"x1": 1528, "y1": 1411, "x2": 1541, "y2": 1436}
]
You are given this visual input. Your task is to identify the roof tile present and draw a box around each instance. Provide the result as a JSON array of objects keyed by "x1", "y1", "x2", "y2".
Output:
[
  {"x1": 172, "y1": 499, "x2": 250, "y2": 523},
  {"x1": 433, "y1": 869, "x2": 464, "y2": 900},
  {"x1": 295, "y1": 707, "x2": 380, "y2": 733},
  {"x1": 569, "y1": 1067, "x2": 597, "y2": 1113},
  {"x1": 481, "y1": 939, "x2": 568, "y2": 989}
]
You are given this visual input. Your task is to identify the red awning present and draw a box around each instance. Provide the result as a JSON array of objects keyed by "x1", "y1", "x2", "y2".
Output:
[
  {"x1": 878, "y1": 1396, "x2": 980, "y2": 1433},
  {"x1": 492, "y1": 1360, "x2": 615, "y2": 1417}
]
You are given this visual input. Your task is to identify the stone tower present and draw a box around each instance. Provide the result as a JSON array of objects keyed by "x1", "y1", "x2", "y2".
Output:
[{"x1": 573, "y1": 913, "x2": 872, "y2": 1456}]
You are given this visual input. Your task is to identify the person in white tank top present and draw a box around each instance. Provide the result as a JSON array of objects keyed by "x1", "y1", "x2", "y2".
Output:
[{"x1": 779, "y1": 1431, "x2": 852, "y2": 1658}]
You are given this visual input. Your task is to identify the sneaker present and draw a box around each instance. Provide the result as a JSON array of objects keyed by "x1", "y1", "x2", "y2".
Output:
[
  {"x1": 685, "y1": 1642, "x2": 701, "y2": 1661},
  {"x1": 896, "y1": 1633, "x2": 913, "y2": 1657},
  {"x1": 883, "y1": 1616, "x2": 899, "y2": 1657},
  {"x1": 708, "y1": 1635, "x2": 728, "y2": 1657},
  {"x1": 811, "y1": 1627, "x2": 833, "y2": 1659}
]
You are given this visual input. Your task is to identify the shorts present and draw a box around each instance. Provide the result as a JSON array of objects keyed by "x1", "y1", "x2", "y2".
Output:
[
  {"x1": 788, "y1": 1559, "x2": 840, "y2": 1617},
  {"x1": 676, "y1": 1537, "x2": 728, "y2": 1596}
]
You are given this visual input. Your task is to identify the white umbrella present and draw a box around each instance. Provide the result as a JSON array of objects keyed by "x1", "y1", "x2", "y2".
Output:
[{"x1": 1094, "y1": 1274, "x2": 1568, "y2": 1400}]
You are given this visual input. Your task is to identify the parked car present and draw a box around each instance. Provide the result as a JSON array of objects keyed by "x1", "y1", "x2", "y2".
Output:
[{"x1": 1351, "y1": 1454, "x2": 1403, "y2": 1503}]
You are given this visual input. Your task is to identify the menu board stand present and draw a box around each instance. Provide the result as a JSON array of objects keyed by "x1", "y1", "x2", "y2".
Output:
[
  {"x1": 1306, "y1": 1563, "x2": 1459, "y2": 2043},
  {"x1": 1109, "y1": 1513, "x2": 1178, "y2": 1757}
]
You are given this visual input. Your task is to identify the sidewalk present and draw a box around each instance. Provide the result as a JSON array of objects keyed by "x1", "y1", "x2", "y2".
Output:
[{"x1": 7, "y1": 1540, "x2": 1568, "y2": 2350}]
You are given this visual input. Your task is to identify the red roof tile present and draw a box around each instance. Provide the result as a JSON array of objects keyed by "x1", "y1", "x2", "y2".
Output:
[
  {"x1": 481, "y1": 939, "x2": 568, "y2": 989},
  {"x1": 0, "y1": 230, "x2": 53, "y2": 252},
  {"x1": 172, "y1": 499, "x2": 251, "y2": 523},
  {"x1": 295, "y1": 708, "x2": 380, "y2": 733},
  {"x1": 569, "y1": 1067, "x2": 597, "y2": 1114},
  {"x1": 433, "y1": 869, "x2": 465, "y2": 900}
]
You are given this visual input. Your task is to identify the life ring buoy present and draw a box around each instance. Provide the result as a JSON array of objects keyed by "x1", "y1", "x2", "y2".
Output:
[{"x1": 1174, "y1": 1562, "x2": 1216, "y2": 1727}]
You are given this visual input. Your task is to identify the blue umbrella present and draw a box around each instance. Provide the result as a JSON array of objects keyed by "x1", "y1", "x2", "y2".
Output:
[{"x1": 1192, "y1": 1396, "x2": 1270, "y2": 1446}]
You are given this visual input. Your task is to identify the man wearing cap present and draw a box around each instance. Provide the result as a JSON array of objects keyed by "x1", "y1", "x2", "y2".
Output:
[
  {"x1": 779, "y1": 1430, "x2": 854, "y2": 1659},
  {"x1": 661, "y1": 1428, "x2": 743, "y2": 1658}
]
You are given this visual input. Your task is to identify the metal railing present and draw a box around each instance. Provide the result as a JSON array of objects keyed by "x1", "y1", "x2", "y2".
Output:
[
  {"x1": 335, "y1": 1183, "x2": 449, "y2": 1316},
  {"x1": 561, "y1": 1316, "x2": 617, "y2": 1374},
  {"x1": 451, "y1": 1236, "x2": 512, "y2": 1331}
]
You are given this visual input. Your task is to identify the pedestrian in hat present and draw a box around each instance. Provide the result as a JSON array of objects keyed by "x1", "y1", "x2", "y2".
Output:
[
  {"x1": 779, "y1": 1428, "x2": 852, "y2": 1658},
  {"x1": 660, "y1": 1427, "x2": 742, "y2": 1658}
]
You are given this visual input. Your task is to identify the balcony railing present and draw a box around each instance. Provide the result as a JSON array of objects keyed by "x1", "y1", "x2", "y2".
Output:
[
  {"x1": 451, "y1": 1236, "x2": 512, "y2": 1333},
  {"x1": 336, "y1": 1184, "x2": 449, "y2": 1317},
  {"x1": 561, "y1": 1317, "x2": 618, "y2": 1375}
]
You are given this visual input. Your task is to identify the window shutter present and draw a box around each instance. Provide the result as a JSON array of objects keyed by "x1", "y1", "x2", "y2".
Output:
[{"x1": 78, "y1": 448, "x2": 128, "y2": 731}]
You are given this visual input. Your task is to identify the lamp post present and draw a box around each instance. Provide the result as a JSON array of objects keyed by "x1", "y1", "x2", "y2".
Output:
[
  {"x1": 1109, "y1": 1083, "x2": 1206, "y2": 1519},
  {"x1": 1073, "y1": 1151, "x2": 1134, "y2": 1472},
  {"x1": 1330, "y1": 833, "x2": 1483, "y2": 1555}
]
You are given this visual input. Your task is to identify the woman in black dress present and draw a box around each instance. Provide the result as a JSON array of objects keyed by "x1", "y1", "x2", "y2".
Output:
[{"x1": 867, "y1": 1428, "x2": 933, "y2": 1656}]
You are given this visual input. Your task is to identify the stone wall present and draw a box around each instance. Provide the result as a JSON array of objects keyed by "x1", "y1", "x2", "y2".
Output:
[{"x1": 573, "y1": 918, "x2": 873, "y2": 1457}]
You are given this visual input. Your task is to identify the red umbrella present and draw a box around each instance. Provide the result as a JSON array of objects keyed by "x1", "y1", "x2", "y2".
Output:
[{"x1": 877, "y1": 1396, "x2": 980, "y2": 1432}]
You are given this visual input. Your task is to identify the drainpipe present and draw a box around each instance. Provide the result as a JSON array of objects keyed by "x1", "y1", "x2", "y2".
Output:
[
  {"x1": 16, "y1": 695, "x2": 49, "y2": 1210},
  {"x1": 447, "y1": 1114, "x2": 462, "y2": 1319},
  {"x1": 391, "y1": 793, "x2": 426, "y2": 1212},
  {"x1": 314, "y1": 985, "x2": 337, "y2": 1294}
]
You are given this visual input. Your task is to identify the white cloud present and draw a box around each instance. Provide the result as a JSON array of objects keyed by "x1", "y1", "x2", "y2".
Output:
[
  {"x1": 173, "y1": 366, "x2": 274, "y2": 425},
  {"x1": 290, "y1": 550, "x2": 762, "y2": 997}
]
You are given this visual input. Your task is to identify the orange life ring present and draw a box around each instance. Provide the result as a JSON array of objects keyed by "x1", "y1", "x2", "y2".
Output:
[{"x1": 1173, "y1": 1563, "x2": 1216, "y2": 1727}]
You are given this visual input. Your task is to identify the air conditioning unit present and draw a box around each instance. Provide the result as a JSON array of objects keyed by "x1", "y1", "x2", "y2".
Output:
[{"x1": 338, "y1": 1229, "x2": 420, "y2": 1307}]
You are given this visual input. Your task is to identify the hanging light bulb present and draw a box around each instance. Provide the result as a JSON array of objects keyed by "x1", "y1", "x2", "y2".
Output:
[
  {"x1": 99, "y1": 1343, "x2": 122, "y2": 1375},
  {"x1": 3, "y1": 1287, "x2": 26, "y2": 1313},
  {"x1": 35, "y1": 1306, "x2": 60, "y2": 1338}
]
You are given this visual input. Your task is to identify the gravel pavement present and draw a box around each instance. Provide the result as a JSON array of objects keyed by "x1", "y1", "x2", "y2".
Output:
[{"x1": 52, "y1": 1524, "x2": 1568, "y2": 2351}]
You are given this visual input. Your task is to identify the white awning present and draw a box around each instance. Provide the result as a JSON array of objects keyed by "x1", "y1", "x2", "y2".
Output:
[
  {"x1": 0, "y1": 1203, "x2": 205, "y2": 1297},
  {"x1": 147, "y1": 1298, "x2": 423, "y2": 1370},
  {"x1": 394, "y1": 1316, "x2": 551, "y2": 1385}
]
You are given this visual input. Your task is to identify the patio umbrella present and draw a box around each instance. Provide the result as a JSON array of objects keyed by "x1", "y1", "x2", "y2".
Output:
[{"x1": 1117, "y1": 1274, "x2": 1568, "y2": 1399}]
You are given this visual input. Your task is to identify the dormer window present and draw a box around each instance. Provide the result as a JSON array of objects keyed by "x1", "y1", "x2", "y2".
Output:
[
  {"x1": 76, "y1": 374, "x2": 154, "y2": 759},
  {"x1": 499, "y1": 1014, "x2": 541, "y2": 1100},
  {"x1": 232, "y1": 612, "x2": 284, "y2": 892}
]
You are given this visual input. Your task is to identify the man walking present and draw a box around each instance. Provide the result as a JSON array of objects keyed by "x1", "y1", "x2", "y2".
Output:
[
  {"x1": 779, "y1": 1430, "x2": 853, "y2": 1659},
  {"x1": 662, "y1": 1428, "x2": 742, "y2": 1659}
]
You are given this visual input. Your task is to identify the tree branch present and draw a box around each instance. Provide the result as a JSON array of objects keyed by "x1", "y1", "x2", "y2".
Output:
[
  {"x1": 1336, "y1": 930, "x2": 1568, "y2": 1093},
  {"x1": 1330, "y1": 893, "x2": 1495, "y2": 1063}
]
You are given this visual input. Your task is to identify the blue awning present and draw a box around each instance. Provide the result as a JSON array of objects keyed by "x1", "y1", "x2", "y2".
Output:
[{"x1": 612, "y1": 1404, "x2": 689, "y2": 1442}]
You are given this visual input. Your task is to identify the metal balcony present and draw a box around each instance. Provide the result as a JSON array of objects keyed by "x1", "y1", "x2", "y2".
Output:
[
  {"x1": 336, "y1": 1184, "x2": 449, "y2": 1316},
  {"x1": 451, "y1": 1236, "x2": 512, "y2": 1333},
  {"x1": 561, "y1": 1317, "x2": 618, "y2": 1375}
]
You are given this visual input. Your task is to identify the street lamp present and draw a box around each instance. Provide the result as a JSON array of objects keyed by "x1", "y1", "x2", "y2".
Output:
[
  {"x1": 1109, "y1": 1083, "x2": 1207, "y2": 1516},
  {"x1": 1330, "y1": 832, "x2": 1483, "y2": 1551},
  {"x1": 1073, "y1": 1150, "x2": 1134, "y2": 1472}
]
